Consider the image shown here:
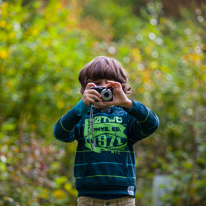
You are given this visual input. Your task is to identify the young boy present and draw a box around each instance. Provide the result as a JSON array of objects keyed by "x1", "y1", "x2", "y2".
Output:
[{"x1": 53, "y1": 56, "x2": 159, "y2": 206}]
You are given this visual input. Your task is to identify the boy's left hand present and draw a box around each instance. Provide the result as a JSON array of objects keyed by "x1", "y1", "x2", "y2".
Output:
[{"x1": 104, "y1": 80, "x2": 133, "y2": 110}]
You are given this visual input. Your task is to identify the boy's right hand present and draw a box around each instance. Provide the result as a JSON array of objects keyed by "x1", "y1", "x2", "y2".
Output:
[{"x1": 83, "y1": 83, "x2": 102, "y2": 107}]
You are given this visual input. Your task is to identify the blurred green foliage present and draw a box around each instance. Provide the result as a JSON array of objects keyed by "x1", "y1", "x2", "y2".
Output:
[{"x1": 0, "y1": 0, "x2": 206, "y2": 205}]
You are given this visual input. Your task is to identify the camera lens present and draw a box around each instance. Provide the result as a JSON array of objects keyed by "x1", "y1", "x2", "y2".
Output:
[
  {"x1": 101, "y1": 89, "x2": 112, "y2": 101},
  {"x1": 104, "y1": 92, "x2": 110, "y2": 98}
]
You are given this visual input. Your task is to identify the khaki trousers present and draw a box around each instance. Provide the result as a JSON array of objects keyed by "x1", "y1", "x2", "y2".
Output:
[{"x1": 77, "y1": 196, "x2": 135, "y2": 206}]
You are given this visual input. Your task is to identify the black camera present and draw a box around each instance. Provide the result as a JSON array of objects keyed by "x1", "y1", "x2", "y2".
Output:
[{"x1": 91, "y1": 86, "x2": 113, "y2": 102}]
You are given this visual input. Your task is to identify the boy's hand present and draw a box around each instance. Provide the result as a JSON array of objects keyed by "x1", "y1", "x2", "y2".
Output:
[
  {"x1": 104, "y1": 80, "x2": 133, "y2": 110},
  {"x1": 83, "y1": 83, "x2": 102, "y2": 107}
]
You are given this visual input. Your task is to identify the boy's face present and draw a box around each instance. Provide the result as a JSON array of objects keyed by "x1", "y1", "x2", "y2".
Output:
[{"x1": 91, "y1": 79, "x2": 113, "y2": 111}]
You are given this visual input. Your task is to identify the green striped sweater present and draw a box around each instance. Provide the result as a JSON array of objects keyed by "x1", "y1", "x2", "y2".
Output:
[{"x1": 53, "y1": 99, "x2": 159, "y2": 197}]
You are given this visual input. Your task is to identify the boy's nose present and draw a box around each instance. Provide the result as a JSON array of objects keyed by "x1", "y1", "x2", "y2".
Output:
[{"x1": 102, "y1": 80, "x2": 108, "y2": 86}]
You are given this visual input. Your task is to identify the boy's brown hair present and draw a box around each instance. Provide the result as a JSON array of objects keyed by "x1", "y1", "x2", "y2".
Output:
[{"x1": 78, "y1": 56, "x2": 131, "y2": 95}]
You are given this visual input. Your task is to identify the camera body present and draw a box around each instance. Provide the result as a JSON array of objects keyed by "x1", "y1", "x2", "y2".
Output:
[{"x1": 91, "y1": 86, "x2": 113, "y2": 102}]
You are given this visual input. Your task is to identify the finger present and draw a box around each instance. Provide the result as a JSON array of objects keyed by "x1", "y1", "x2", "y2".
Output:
[
  {"x1": 105, "y1": 81, "x2": 121, "y2": 89},
  {"x1": 87, "y1": 89, "x2": 102, "y2": 98},
  {"x1": 84, "y1": 90, "x2": 102, "y2": 100},
  {"x1": 107, "y1": 80, "x2": 121, "y2": 86},
  {"x1": 86, "y1": 97, "x2": 102, "y2": 105},
  {"x1": 86, "y1": 82, "x2": 97, "y2": 90},
  {"x1": 107, "y1": 80, "x2": 116, "y2": 83},
  {"x1": 86, "y1": 94, "x2": 102, "y2": 102}
]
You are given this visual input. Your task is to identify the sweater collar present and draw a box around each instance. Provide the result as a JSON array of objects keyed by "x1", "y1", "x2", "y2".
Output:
[
  {"x1": 92, "y1": 105, "x2": 123, "y2": 114},
  {"x1": 92, "y1": 105, "x2": 114, "y2": 113}
]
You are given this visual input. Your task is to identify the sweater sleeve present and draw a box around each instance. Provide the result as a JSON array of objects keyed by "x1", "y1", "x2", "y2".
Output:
[
  {"x1": 53, "y1": 99, "x2": 90, "y2": 142},
  {"x1": 124, "y1": 99, "x2": 159, "y2": 143}
]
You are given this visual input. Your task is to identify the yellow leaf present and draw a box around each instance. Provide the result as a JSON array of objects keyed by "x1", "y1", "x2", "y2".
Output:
[
  {"x1": 4, "y1": 196, "x2": 14, "y2": 202},
  {"x1": 31, "y1": 28, "x2": 39, "y2": 36},
  {"x1": 64, "y1": 183, "x2": 78, "y2": 197},
  {"x1": 149, "y1": 61, "x2": 158, "y2": 69},
  {"x1": 141, "y1": 70, "x2": 151, "y2": 83},
  {"x1": 9, "y1": 32, "x2": 15, "y2": 39},
  {"x1": 145, "y1": 46, "x2": 152, "y2": 54},
  {"x1": 138, "y1": 87, "x2": 144, "y2": 93},
  {"x1": 0, "y1": 50, "x2": 8, "y2": 60},
  {"x1": 71, "y1": 190, "x2": 78, "y2": 197},
  {"x1": 131, "y1": 48, "x2": 141, "y2": 62},
  {"x1": 0, "y1": 3, "x2": 9, "y2": 16},
  {"x1": 64, "y1": 183, "x2": 72, "y2": 192},
  {"x1": 0, "y1": 20, "x2": 7, "y2": 28},
  {"x1": 53, "y1": 189, "x2": 67, "y2": 199},
  {"x1": 54, "y1": 176, "x2": 68, "y2": 185},
  {"x1": 160, "y1": 65, "x2": 169, "y2": 72},
  {"x1": 50, "y1": 161, "x2": 61, "y2": 170},
  {"x1": 182, "y1": 54, "x2": 201, "y2": 64},
  {"x1": 57, "y1": 101, "x2": 64, "y2": 109}
]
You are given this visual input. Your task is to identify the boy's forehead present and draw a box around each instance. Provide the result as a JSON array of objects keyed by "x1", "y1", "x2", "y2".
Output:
[
  {"x1": 87, "y1": 78, "x2": 105, "y2": 82},
  {"x1": 92, "y1": 78, "x2": 107, "y2": 81},
  {"x1": 88, "y1": 78, "x2": 117, "y2": 83}
]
